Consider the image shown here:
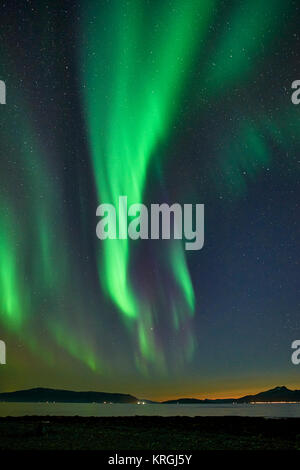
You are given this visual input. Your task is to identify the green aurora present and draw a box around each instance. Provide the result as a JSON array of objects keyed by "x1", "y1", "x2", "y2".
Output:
[{"x1": 0, "y1": 0, "x2": 299, "y2": 399}]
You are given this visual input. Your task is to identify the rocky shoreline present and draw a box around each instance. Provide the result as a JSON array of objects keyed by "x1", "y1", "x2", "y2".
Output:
[{"x1": 0, "y1": 415, "x2": 299, "y2": 450}]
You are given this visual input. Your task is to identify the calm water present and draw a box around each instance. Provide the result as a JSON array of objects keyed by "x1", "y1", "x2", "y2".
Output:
[{"x1": 0, "y1": 402, "x2": 299, "y2": 418}]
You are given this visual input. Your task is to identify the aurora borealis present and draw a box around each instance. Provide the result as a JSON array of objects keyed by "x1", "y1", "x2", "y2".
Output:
[{"x1": 0, "y1": 0, "x2": 299, "y2": 400}]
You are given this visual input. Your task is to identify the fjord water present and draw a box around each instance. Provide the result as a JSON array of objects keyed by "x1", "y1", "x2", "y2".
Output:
[{"x1": 0, "y1": 403, "x2": 300, "y2": 418}]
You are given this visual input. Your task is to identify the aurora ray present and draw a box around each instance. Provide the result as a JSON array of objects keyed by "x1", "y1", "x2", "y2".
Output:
[{"x1": 80, "y1": 0, "x2": 214, "y2": 364}]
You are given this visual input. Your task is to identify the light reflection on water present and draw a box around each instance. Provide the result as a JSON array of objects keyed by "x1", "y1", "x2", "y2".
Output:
[{"x1": 0, "y1": 402, "x2": 300, "y2": 418}]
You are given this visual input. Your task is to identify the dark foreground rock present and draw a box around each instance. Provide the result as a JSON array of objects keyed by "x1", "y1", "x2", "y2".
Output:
[{"x1": 0, "y1": 416, "x2": 300, "y2": 450}]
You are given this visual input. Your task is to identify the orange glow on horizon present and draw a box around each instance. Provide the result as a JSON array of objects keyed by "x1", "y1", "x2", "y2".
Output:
[{"x1": 154, "y1": 382, "x2": 300, "y2": 402}]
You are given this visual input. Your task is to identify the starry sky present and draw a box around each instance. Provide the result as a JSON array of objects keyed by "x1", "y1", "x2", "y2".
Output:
[{"x1": 0, "y1": 0, "x2": 299, "y2": 401}]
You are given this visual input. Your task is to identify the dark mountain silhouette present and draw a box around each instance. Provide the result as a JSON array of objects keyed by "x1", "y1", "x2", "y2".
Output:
[
  {"x1": 0, "y1": 386, "x2": 299, "y2": 404},
  {"x1": 0, "y1": 387, "x2": 138, "y2": 404},
  {"x1": 162, "y1": 386, "x2": 300, "y2": 404},
  {"x1": 162, "y1": 398, "x2": 235, "y2": 404},
  {"x1": 236, "y1": 386, "x2": 300, "y2": 403}
]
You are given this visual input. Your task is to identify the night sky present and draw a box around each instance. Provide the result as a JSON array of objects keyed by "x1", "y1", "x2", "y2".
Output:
[{"x1": 0, "y1": 0, "x2": 299, "y2": 401}]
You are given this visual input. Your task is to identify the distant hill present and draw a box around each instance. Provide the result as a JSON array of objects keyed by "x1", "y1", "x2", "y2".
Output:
[
  {"x1": 162, "y1": 398, "x2": 235, "y2": 404},
  {"x1": 0, "y1": 387, "x2": 138, "y2": 404},
  {"x1": 0, "y1": 386, "x2": 299, "y2": 405},
  {"x1": 237, "y1": 386, "x2": 300, "y2": 403},
  {"x1": 163, "y1": 386, "x2": 300, "y2": 404}
]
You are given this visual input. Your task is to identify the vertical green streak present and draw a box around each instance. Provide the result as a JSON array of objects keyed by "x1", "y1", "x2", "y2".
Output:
[
  {"x1": 51, "y1": 323, "x2": 101, "y2": 373},
  {"x1": 81, "y1": 1, "x2": 214, "y2": 362},
  {"x1": 170, "y1": 243, "x2": 195, "y2": 312},
  {"x1": 0, "y1": 208, "x2": 24, "y2": 328},
  {"x1": 0, "y1": 84, "x2": 100, "y2": 369}
]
